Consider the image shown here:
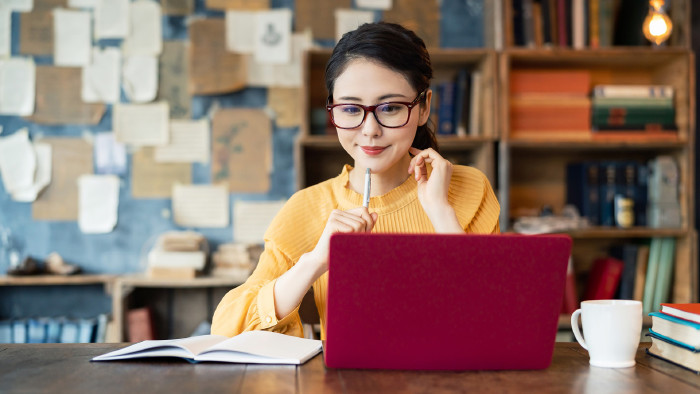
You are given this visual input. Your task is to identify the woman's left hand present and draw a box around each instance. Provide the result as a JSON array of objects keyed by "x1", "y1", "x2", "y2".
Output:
[{"x1": 408, "y1": 147, "x2": 463, "y2": 233}]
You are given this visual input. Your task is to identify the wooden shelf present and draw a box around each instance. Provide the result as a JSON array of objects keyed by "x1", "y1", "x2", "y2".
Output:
[
  {"x1": 564, "y1": 227, "x2": 688, "y2": 239},
  {"x1": 116, "y1": 275, "x2": 244, "y2": 289},
  {"x1": 0, "y1": 275, "x2": 115, "y2": 286}
]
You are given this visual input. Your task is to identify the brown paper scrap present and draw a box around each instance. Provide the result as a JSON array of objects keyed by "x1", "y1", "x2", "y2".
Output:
[
  {"x1": 383, "y1": 0, "x2": 440, "y2": 48},
  {"x1": 158, "y1": 41, "x2": 191, "y2": 119},
  {"x1": 161, "y1": 0, "x2": 194, "y2": 16},
  {"x1": 268, "y1": 87, "x2": 302, "y2": 128},
  {"x1": 206, "y1": 0, "x2": 269, "y2": 10},
  {"x1": 295, "y1": 0, "x2": 351, "y2": 41},
  {"x1": 26, "y1": 66, "x2": 105, "y2": 125},
  {"x1": 131, "y1": 147, "x2": 192, "y2": 199},
  {"x1": 32, "y1": 138, "x2": 92, "y2": 221},
  {"x1": 211, "y1": 108, "x2": 271, "y2": 193},
  {"x1": 19, "y1": 10, "x2": 53, "y2": 56},
  {"x1": 189, "y1": 19, "x2": 247, "y2": 95}
]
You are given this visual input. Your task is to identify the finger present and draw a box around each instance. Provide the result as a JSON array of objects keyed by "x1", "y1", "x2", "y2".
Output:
[{"x1": 346, "y1": 207, "x2": 376, "y2": 232}]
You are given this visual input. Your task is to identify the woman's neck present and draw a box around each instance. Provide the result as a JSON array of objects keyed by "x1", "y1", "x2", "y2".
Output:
[{"x1": 348, "y1": 155, "x2": 412, "y2": 197}]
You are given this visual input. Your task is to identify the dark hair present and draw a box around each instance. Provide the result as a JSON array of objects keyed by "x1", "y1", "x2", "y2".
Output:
[{"x1": 324, "y1": 22, "x2": 438, "y2": 152}]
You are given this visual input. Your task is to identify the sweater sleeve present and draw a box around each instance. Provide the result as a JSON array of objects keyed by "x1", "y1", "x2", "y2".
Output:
[
  {"x1": 448, "y1": 165, "x2": 500, "y2": 234},
  {"x1": 210, "y1": 239, "x2": 304, "y2": 338},
  {"x1": 466, "y1": 171, "x2": 500, "y2": 234}
]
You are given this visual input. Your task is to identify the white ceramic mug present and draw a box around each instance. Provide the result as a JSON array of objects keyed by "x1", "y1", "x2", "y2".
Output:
[{"x1": 571, "y1": 300, "x2": 642, "y2": 368}]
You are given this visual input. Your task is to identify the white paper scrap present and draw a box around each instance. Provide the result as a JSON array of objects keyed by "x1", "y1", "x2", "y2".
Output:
[
  {"x1": 0, "y1": 7, "x2": 10, "y2": 58},
  {"x1": 113, "y1": 102, "x2": 169, "y2": 146},
  {"x1": 254, "y1": 9, "x2": 291, "y2": 65},
  {"x1": 0, "y1": 129, "x2": 36, "y2": 194},
  {"x1": 6, "y1": 0, "x2": 33, "y2": 12},
  {"x1": 78, "y1": 174, "x2": 120, "y2": 234},
  {"x1": 95, "y1": 0, "x2": 129, "y2": 39},
  {"x1": 54, "y1": 8, "x2": 92, "y2": 66},
  {"x1": 82, "y1": 47, "x2": 121, "y2": 104},
  {"x1": 0, "y1": 57, "x2": 36, "y2": 116},
  {"x1": 122, "y1": 55, "x2": 158, "y2": 103},
  {"x1": 122, "y1": 0, "x2": 162, "y2": 56},
  {"x1": 356, "y1": 0, "x2": 392, "y2": 10},
  {"x1": 11, "y1": 142, "x2": 51, "y2": 202},
  {"x1": 233, "y1": 200, "x2": 286, "y2": 244},
  {"x1": 94, "y1": 132, "x2": 126, "y2": 175},
  {"x1": 225, "y1": 10, "x2": 256, "y2": 53},
  {"x1": 68, "y1": 0, "x2": 97, "y2": 8},
  {"x1": 173, "y1": 184, "x2": 229, "y2": 228},
  {"x1": 335, "y1": 9, "x2": 374, "y2": 43},
  {"x1": 155, "y1": 119, "x2": 210, "y2": 163},
  {"x1": 247, "y1": 32, "x2": 311, "y2": 88}
]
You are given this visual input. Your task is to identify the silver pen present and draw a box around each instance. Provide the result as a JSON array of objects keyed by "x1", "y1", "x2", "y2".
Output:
[{"x1": 363, "y1": 168, "x2": 371, "y2": 208}]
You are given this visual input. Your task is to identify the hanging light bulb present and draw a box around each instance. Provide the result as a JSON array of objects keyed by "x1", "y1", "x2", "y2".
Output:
[{"x1": 642, "y1": 0, "x2": 673, "y2": 46}]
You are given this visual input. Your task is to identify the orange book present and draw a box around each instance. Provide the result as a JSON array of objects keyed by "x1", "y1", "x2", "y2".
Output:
[
  {"x1": 660, "y1": 303, "x2": 700, "y2": 324},
  {"x1": 510, "y1": 70, "x2": 591, "y2": 95}
]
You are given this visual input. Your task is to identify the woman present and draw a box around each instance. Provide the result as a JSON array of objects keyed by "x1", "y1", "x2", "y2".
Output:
[{"x1": 212, "y1": 22, "x2": 500, "y2": 339}]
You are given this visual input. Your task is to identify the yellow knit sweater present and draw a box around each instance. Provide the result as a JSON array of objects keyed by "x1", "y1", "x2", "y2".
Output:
[{"x1": 211, "y1": 164, "x2": 500, "y2": 339}]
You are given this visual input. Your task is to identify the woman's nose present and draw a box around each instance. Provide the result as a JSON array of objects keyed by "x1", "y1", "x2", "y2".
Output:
[{"x1": 360, "y1": 111, "x2": 382, "y2": 138}]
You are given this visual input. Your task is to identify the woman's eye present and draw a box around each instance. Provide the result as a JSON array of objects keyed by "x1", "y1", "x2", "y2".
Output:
[
  {"x1": 379, "y1": 104, "x2": 402, "y2": 114},
  {"x1": 341, "y1": 106, "x2": 362, "y2": 115}
]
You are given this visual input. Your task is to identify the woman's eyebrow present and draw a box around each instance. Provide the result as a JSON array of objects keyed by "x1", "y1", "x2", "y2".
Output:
[{"x1": 335, "y1": 93, "x2": 409, "y2": 102}]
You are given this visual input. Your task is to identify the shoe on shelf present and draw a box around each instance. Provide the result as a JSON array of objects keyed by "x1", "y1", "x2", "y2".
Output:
[
  {"x1": 45, "y1": 252, "x2": 82, "y2": 275},
  {"x1": 7, "y1": 256, "x2": 43, "y2": 276}
]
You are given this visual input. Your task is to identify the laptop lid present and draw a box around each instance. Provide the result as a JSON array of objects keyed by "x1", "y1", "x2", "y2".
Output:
[{"x1": 324, "y1": 233, "x2": 572, "y2": 370}]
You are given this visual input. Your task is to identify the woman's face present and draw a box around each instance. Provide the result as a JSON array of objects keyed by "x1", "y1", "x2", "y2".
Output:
[{"x1": 331, "y1": 59, "x2": 431, "y2": 176}]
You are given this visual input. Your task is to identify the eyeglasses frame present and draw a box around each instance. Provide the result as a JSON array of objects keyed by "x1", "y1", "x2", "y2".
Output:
[{"x1": 325, "y1": 90, "x2": 427, "y2": 130}]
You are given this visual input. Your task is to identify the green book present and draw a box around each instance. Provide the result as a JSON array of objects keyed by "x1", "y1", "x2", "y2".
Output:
[
  {"x1": 642, "y1": 238, "x2": 662, "y2": 315},
  {"x1": 652, "y1": 238, "x2": 676, "y2": 312},
  {"x1": 592, "y1": 97, "x2": 674, "y2": 108}
]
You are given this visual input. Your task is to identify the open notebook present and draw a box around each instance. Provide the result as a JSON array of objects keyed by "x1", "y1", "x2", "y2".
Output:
[{"x1": 92, "y1": 330, "x2": 322, "y2": 364}]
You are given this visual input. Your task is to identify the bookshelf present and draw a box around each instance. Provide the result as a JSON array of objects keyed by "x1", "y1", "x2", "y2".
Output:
[{"x1": 297, "y1": 48, "x2": 499, "y2": 189}]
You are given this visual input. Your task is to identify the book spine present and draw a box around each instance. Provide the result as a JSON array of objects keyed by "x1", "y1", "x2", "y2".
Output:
[
  {"x1": 593, "y1": 85, "x2": 675, "y2": 98},
  {"x1": 437, "y1": 81, "x2": 456, "y2": 135},
  {"x1": 592, "y1": 97, "x2": 674, "y2": 108},
  {"x1": 584, "y1": 257, "x2": 624, "y2": 300},
  {"x1": 588, "y1": 0, "x2": 599, "y2": 48},
  {"x1": 652, "y1": 238, "x2": 676, "y2": 312},
  {"x1": 643, "y1": 238, "x2": 662, "y2": 315},
  {"x1": 598, "y1": 0, "x2": 613, "y2": 47},
  {"x1": 599, "y1": 161, "x2": 616, "y2": 226}
]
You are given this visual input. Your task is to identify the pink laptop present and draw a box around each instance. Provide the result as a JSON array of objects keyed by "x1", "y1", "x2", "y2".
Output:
[{"x1": 324, "y1": 233, "x2": 572, "y2": 370}]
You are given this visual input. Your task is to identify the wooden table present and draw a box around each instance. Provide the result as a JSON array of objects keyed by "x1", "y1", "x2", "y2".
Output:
[{"x1": 1, "y1": 343, "x2": 699, "y2": 393}]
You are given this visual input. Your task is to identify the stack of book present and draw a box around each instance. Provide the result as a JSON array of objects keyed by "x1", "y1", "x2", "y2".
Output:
[
  {"x1": 210, "y1": 243, "x2": 262, "y2": 282},
  {"x1": 591, "y1": 85, "x2": 677, "y2": 138},
  {"x1": 147, "y1": 231, "x2": 208, "y2": 279},
  {"x1": 647, "y1": 303, "x2": 700, "y2": 373},
  {"x1": 509, "y1": 69, "x2": 591, "y2": 140}
]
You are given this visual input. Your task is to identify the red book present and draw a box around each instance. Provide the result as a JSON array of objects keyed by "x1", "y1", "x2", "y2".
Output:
[
  {"x1": 583, "y1": 257, "x2": 624, "y2": 300},
  {"x1": 509, "y1": 70, "x2": 591, "y2": 95},
  {"x1": 660, "y1": 303, "x2": 700, "y2": 324},
  {"x1": 561, "y1": 257, "x2": 579, "y2": 315}
]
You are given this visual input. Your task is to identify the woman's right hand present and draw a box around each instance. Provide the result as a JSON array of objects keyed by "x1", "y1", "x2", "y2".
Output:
[{"x1": 306, "y1": 207, "x2": 378, "y2": 274}]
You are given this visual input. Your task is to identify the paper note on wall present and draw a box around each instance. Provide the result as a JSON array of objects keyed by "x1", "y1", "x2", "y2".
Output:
[
  {"x1": 155, "y1": 119, "x2": 210, "y2": 163},
  {"x1": 356, "y1": 0, "x2": 392, "y2": 9},
  {"x1": 161, "y1": 0, "x2": 193, "y2": 16},
  {"x1": 6, "y1": 0, "x2": 34, "y2": 12},
  {"x1": 0, "y1": 129, "x2": 36, "y2": 194},
  {"x1": 225, "y1": 10, "x2": 256, "y2": 53},
  {"x1": 78, "y1": 175, "x2": 119, "y2": 233},
  {"x1": 254, "y1": 9, "x2": 291, "y2": 65},
  {"x1": 384, "y1": 0, "x2": 440, "y2": 48},
  {"x1": 233, "y1": 200, "x2": 285, "y2": 244},
  {"x1": 267, "y1": 87, "x2": 301, "y2": 127},
  {"x1": 82, "y1": 47, "x2": 120, "y2": 104},
  {"x1": 53, "y1": 8, "x2": 91, "y2": 66},
  {"x1": 335, "y1": 9, "x2": 374, "y2": 43},
  {"x1": 295, "y1": 0, "x2": 351, "y2": 41},
  {"x1": 26, "y1": 66, "x2": 105, "y2": 124},
  {"x1": 12, "y1": 142, "x2": 52, "y2": 202},
  {"x1": 0, "y1": 7, "x2": 9, "y2": 57},
  {"x1": 131, "y1": 147, "x2": 191, "y2": 198},
  {"x1": 32, "y1": 138, "x2": 93, "y2": 221},
  {"x1": 247, "y1": 32, "x2": 311, "y2": 88},
  {"x1": 19, "y1": 10, "x2": 53, "y2": 55},
  {"x1": 211, "y1": 108, "x2": 271, "y2": 193},
  {"x1": 122, "y1": 0, "x2": 162, "y2": 56},
  {"x1": 122, "y1": 55, "x2": 158, "y2": 103},
  {"x1": 206, "y1": 0, "x2": 269, "y2": 10},
  {"x1": 189, "y1": 18, "x2": 247, "y2": 95},
  {"x1": 0, "y1": 58, "x2": 36, "y2": 116},
  {"x1": 173, "y1": 184, "x2": 229, "y2": 228},
  {"x1": 94, "y1": 132, "x2": 126, "y2": 175},
  {"x1": 68, "y1": 0, "x2": 97, "y2": 8},
  {"x1": 158, "y1": 41, "x2": 191, "y2": 119},
  {"x1": 113, "y1": 102, "x2": 169, "y2": 146},
  {"x1": 94, "y1": 0, "x2": 128, "y2": 39}
]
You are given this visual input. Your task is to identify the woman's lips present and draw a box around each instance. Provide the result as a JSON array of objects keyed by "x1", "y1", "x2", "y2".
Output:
[{"x1": 360, "y1": 146, "x2": 386, "y2": 155}]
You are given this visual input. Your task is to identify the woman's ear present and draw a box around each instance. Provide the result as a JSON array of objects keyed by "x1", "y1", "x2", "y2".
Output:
[{"x1": 418, "y1": 89, "x2": 432, "y2": 126}]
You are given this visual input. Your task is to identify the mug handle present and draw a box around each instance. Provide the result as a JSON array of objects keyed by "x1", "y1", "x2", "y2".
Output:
[{"x1": 571, "y1": 308, "x2": 588, "y2": 350}]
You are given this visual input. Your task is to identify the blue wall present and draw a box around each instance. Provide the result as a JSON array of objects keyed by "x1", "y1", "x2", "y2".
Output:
[{"x1": 0, "y1": 0, "x2": 484, "y2": 318}]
